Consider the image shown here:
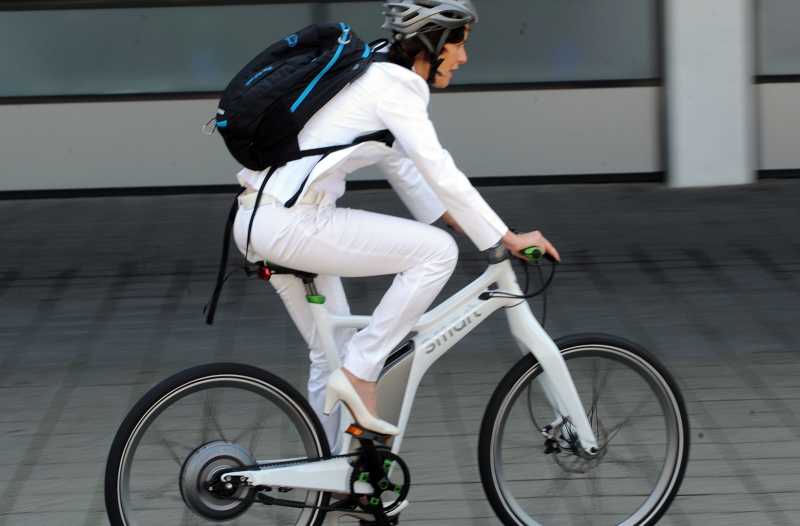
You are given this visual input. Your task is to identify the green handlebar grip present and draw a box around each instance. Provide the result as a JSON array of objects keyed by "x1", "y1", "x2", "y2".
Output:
[{"x1": 522, "y1": 246, "x2": 544, "y2": 261}]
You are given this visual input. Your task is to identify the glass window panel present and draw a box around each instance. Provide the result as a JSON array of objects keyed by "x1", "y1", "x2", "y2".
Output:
[
  {"x1": 0, "y1": 0, "x2": 659, "y2": 97},
  {"x1": 440, "y1": 0, "x2": 659, "y2": 84},
  {"x1": 0, "y1": 4, "x2": 311, "y2": 96},
  {"x1": 756, "y1": 0, "x2": 800, "y2": 76}
]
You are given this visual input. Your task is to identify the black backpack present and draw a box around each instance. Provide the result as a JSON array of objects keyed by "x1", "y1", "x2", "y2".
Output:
[
  {"x1": 204, "y1": 22, "x2": 394, "y2": 324},
  {"x1": 214, "y1": 22, "x2": 392, "y2": 174}
]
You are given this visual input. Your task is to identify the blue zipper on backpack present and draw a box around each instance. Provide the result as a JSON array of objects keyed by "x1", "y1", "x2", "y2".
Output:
[
  {"x1": 290, "y1": 23, "x2": 350, "y2": 113},
  {"x1": 244, "y1": 65, "x2": 274, "y2": 87}
]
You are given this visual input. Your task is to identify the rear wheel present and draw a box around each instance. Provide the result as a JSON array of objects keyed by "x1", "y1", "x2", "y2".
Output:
[
  {"x1": 105, "y1": 363, "x2": 330, "y2": 526},
  {"x1": 479, "y1": 334, "x2": 689, "y2": 525}
]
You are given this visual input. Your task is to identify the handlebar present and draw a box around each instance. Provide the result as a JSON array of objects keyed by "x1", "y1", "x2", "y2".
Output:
[{"x1": 523, "y1": 246, "x2": 558, "y2": 264}]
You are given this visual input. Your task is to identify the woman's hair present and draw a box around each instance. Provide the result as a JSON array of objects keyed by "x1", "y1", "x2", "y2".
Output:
[{"x1": 387, "y1": 26, "x2": 467, "y2": 69}]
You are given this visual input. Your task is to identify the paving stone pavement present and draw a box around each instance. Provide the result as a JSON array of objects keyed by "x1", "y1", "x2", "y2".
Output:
[{"x1": 0, "y1": 180, "x2": 799, "y2": 525}]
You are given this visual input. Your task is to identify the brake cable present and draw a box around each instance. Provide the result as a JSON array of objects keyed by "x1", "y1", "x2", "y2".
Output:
[{"x1": 479, "y1": 249, "x2": 557, "y2": 327}]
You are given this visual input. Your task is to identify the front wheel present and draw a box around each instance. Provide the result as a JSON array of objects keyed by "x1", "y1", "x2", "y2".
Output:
[
  {"x1": 104, "y1": 363, "x2": 331, "y2": 526},
  {"x1": 479, "y1": 334, "x2": 689, "y2": 526}
]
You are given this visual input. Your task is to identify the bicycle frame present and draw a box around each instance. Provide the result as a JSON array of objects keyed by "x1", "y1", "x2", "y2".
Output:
[{"x1": 223, "y1": 250, "x2": 598, "y2": 498}]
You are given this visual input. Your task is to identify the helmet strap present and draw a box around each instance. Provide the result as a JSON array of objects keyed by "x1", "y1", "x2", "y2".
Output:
[
  {"x1": 418, "y1": 30, "x2": 453, "y2": 85},
  {"x1": 427, "y1": 55, "x2": 445, "y2": 84}
]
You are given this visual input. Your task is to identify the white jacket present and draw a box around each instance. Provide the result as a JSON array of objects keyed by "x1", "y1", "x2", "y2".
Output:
[{"x1": 237, "y1": 60, "x2": 508, "y2": 251}]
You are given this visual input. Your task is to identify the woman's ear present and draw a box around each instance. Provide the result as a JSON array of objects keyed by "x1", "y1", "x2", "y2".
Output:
[{"x1": 412, "y1": 51, "x2": 429, "y2": 74}]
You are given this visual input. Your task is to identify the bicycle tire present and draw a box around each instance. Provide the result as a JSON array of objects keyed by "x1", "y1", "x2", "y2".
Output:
[
  {"x1": 104, "y1": 362, "x2": 331, "y2": 526},
  {"x1": 478, "y1": 334, "x2": 689, "y2": 526}
]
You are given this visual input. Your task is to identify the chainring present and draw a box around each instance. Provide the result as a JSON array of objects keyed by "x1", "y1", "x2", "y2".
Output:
[{"x1": 349, "y1": 447, "x2": 410, "y2": 516}]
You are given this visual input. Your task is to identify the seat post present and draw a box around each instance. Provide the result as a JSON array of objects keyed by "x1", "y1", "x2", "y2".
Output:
[
  {"x1": 301, "y1": 276, "x2": 340, "y2": 370},
  {"x1": 302, "y1": 276, "x2": 318, "y2": 295}
]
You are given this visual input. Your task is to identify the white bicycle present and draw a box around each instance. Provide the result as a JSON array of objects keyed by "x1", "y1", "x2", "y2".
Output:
[{"x1": 105, "y1": 245, "x2": 689, "y2": 526}]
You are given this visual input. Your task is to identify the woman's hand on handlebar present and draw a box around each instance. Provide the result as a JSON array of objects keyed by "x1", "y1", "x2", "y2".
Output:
[{"x1": 501, "y1": 230, "x2": 561, "y2": 263}]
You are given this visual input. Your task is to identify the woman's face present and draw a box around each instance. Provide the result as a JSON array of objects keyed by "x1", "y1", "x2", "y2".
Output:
[{"x1": 414, "y1": 29, "x2": 470, "y2": 89}]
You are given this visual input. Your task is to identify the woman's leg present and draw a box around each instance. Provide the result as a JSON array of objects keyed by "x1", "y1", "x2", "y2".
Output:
[
  {"x1": 234, "y1": 202, "x2": 458, "y2": 424},
  {"x1": 268, "y1": 273, "x2": 354, "y2": 452}
]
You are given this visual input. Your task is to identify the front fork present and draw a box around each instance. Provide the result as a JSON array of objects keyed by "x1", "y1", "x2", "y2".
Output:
[{"x1": 498, "y1": 267, "x2": 600, "y2": 453}]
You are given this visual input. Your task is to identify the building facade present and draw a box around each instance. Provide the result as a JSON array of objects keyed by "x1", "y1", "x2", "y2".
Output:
[{"x1": 0, "y1": 0, "x2": 797, "y2": 193}]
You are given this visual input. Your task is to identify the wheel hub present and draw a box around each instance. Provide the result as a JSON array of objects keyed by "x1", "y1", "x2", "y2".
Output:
[
  {"x1": 179, "y1": 441, "x2": 256, "y2": 521},
  {"x1": 549, "y1": 419, "x2": 610, "y2": 474}
]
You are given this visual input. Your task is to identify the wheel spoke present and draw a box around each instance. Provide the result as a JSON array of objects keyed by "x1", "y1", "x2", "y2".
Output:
[
  {"x1": 152, "y1": 425, "x2": 192, "y2": 467},
  {"x1": 605, "y1": 448, "x2": 660, "y2": 485},
  {"x1": 588, "y1": 359, "x2": 611, "y2": 423},
  {"x1": 203, "y1": 389, "x2": 228, "y2": 443},
  {"x1": 484, "y1": 343, "x2": 687, "y2": 526},
  {"x1": 235, "y1": 401, "x2": 270, "y2": 452},
  {"x1": 588, "y1": 470, "x2": 602, "y2": 511},
  {"x1": 107, "y1": 366, "x2": 326, "y2": 525},
  {"x1": 602, "y1": 394, "x2": 652, "y2": 448},
  {"x1": 526, "y1": 384, "x2": 545, "y2": 435},
  {"x1": 543, "y1": 470, "x2": 570, "y2": 497}
]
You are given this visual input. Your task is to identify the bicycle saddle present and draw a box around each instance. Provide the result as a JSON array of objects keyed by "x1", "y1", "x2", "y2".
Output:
[{"x1": 253, "y1": 261, "x2": 318, "y2": 282}]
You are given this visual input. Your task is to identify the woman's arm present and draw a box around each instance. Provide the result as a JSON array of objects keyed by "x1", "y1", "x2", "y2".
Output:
[
  {"x1": 377, "y1": 150, "x2": 446, "y2": 224},
  {"x1": 376, "y1": 78, "x2": 508, "y2": 251}
]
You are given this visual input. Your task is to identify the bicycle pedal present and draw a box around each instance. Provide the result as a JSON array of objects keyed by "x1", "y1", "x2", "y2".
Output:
[{"x1": 346, "y1": 424, "x2": 390, "y2": 443}]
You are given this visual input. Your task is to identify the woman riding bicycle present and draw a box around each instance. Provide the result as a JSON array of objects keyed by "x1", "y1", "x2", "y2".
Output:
[{"x1": 233, "y1": 0, "x2": 560, "y2": 449}]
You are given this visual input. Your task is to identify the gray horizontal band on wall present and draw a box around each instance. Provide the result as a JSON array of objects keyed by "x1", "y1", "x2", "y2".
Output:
[
  {"x1": 0, "y1": 79, "x2": 663, "y2": 106},
  {"x1": 0, "y1": 87, "x2": 663, "y2": 191}
]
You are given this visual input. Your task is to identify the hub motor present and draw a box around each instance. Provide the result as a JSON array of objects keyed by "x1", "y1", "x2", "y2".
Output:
[{"x1": 179, "y1": 441, "x2": 256, "y2": 521}]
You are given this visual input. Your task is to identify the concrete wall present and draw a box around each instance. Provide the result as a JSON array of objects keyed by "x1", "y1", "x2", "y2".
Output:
[
  {"x1": 664, "y1": 0, "x2": 755, "y2": 187},
  {"x1": 758, "y1": 83, "x2": 800, "y2": 171},
  {"x1": 0, "y1": 88, "x2": 661, "y2": 191}
]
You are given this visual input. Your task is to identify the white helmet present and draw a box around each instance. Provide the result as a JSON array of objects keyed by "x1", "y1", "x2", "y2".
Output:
[{"x1": 383, "y1": 0, "x2": 478, "y2": 57}]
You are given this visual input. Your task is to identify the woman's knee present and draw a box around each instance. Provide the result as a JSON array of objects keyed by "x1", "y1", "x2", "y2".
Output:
[{"x1": 427, "y1": 228, "x2": 459, "y2": 273}]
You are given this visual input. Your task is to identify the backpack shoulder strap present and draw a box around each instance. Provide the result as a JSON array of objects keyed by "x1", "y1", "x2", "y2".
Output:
[
  {"x1": 283, "y1": 129, "x2": 395, "y2": 208},
  {"x1": 292, "y1": 129, "x2": 395, "y2": 160}
]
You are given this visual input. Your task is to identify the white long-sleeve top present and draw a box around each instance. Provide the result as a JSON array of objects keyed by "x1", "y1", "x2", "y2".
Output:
[{"x1": 236, "y1": 60, "x2": 508, "y2": 251}]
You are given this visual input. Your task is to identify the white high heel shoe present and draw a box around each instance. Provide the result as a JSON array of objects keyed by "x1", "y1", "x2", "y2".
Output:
[{"x1": 323, "y1": 369, "x2": 400, "y2": 436}]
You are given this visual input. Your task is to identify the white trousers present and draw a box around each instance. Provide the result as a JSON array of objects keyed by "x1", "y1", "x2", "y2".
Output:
[{"x1": 233, "y1": 196, "x2": 458, "y2": 448}]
